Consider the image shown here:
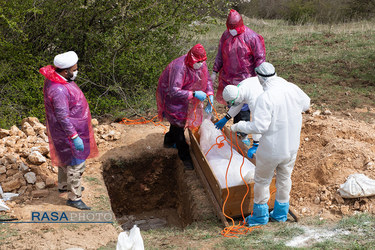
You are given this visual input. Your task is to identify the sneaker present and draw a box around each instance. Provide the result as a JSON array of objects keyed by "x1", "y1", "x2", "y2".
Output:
[
  {"x1": 59, "y1": 186, "x2": 85, "y2": 193},
  {"x1": 242, "y1": 138, "x2": 250, "y2": 146},
  {"x1": 183, "y1": 160, "x2": 194, "y2": 170},
  {"x1": 66, "y1": 199, "x2": 91, "y2": 210}
]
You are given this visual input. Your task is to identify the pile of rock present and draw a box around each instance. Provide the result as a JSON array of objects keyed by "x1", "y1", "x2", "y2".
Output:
[
  {"x1": 0, "y1": 117, "x2": 122, "y2": 200},
  {"x1": 0, "y1": 117, "x2": 53, "y2": 198}
]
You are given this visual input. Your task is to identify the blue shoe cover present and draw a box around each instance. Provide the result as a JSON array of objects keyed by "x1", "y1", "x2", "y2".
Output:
[
  {"x1": 270, "y1": 200, "x2": 289, "y2": 222},
  {"x1": 245, "y1": 203, "x2": 269, "y2": 227}
]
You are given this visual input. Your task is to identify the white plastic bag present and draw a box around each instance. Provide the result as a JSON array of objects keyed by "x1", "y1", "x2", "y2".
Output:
[
  {"x1": 116, "y1": 225, "x2": 144, "y2": 250},
  {"x1": 339, "y1": 174, "x2": 375, "y2": 198},
  {"x1": 0, "y1": 184, "x2": 19, "y2": 202},
  {"x1": 199, "y1": 119, "x2": 255, "y2": 188}
]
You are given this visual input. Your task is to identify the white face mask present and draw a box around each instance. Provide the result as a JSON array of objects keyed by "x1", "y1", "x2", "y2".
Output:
[
  {"x1": 229, "y1": 29, "x2": 237, "y2": 36},
  {"x1": 71, "y1": 70, "x2": 78, "y2": 80},
  {"x1": 193, "y1": 62, "x2": 203, "y2": 69}
]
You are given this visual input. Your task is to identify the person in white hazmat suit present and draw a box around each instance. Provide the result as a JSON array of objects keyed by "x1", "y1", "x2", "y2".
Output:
[
  {"x1": 214, "y1": 77, "x2": 263, "y2": 158},
  {"x1": 231, "y1": 62, "x2": 310, "y2": 226}
]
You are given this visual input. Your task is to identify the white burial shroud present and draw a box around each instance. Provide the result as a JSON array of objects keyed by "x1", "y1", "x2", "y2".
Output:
[{"x1": 199, "y1": 119, "x2": 255, "y2": 188}]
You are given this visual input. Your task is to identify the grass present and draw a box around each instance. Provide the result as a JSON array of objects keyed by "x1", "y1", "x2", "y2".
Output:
[
  {"x1": 138, "y1": 213, "x2": 375, "y2": 249},
  {"x1": 0, "y1": 223, "x2": 19, "y2": 244},
  {"x1": 84, "y1": 175, "x2": 102, "y2": 186},
  {"x1": 186, "y1": 17, "x2": 375, "y2": 122}
]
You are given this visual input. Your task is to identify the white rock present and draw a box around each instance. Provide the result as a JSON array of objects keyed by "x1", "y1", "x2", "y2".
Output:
[
  {"x1": 323, "y1": 109, "x2": 332, "y2": 115},
  {"x1": 91, "y1": 119, "x2": 99, "y2": 127},
  {"x1": 28, "y1": 151, "x2": 46, "y2": 165},
  {"x1": 19, "y1": 162, "x2": 29, "y2": 172},
  {"x1": 24, "y1": 172, "x2": 36, "y2": 184},
  {"x1": 312, "y1": 110, "x2": 321, "y2": 116},
  {"x1": 35, "y1": 181, "x2": 46, "y2": 190}
]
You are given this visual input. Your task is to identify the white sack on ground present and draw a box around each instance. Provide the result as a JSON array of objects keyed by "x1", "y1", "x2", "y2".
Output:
[
  {"x1": 199, "y1": 119, "x2": 255, "y2": 188},
  {"x1": 116, "y1": 225, "x2": 144, "y2": 250},
  {"x1": 339, "y1": 173, "x2": 375, "y2": 198}
]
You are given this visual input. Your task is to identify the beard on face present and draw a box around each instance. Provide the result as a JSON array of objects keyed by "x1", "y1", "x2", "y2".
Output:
[{"x1": 66, "y1": 70, "x2": 74, "y2": 81}]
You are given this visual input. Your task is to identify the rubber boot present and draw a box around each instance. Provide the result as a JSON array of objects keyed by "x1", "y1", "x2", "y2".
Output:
[
  {"x1": 245, "y1": 203, "x2": 269, "y2": 227},
  {"x1": 270, "y1": 200, "x2": 289, "y2": 222}
]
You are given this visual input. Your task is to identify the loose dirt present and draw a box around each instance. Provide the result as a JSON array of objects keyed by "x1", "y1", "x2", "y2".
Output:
[{"x1": 1, "y1": 107, "x2": 375, "y2": 249}]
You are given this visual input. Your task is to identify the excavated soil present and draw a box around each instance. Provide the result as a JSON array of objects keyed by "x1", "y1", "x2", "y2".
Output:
[{"x1": 1, "y1": 107, "x2": 375, "y2": 248}]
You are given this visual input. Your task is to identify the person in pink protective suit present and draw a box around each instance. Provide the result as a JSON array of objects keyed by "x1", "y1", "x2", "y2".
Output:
[
  {"x1": 39, "y1": 51, "x2": 98, "y2": 210},
  {"x1": 212, "y1": 9, "x2": 266, "y2": 146},
  {"x1": 157, "y1": 44, "x2": 214, "y2": 170}
]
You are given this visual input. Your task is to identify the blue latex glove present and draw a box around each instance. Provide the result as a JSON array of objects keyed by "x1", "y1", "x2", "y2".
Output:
[
  {"x1": 215, "y1": 117, "x2": 228, "y2": 130},
  {"x1": 194, "y1": 91, "x2": 207, "y2": 101},
  {"x1": 247, "y1": 143, "x2": 259, "y2": 159},
  {"x1": 73, "y1": 136, "x2": 84, "y2": 151},
  {"x1": 205, "y1": 95, "x2": 214, "y2": 114}
]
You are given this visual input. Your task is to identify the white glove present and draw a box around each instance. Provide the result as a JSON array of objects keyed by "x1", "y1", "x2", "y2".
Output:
[
  {"x1": 231, "y1": 121, "x2": 247, "y2": 133},
  {"x1": 211, "y1": 72, "x2": 217, "y2": 82},
  {"x1": 231, "y1": 123, "x2": 239, "y2": 132}
]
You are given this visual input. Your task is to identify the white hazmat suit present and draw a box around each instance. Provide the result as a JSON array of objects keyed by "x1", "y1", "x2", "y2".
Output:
[
  {"x1": 224, "y1": 77, "x2": 264, "y2": 142},
  {"x1": 231, "y1": 75, "x2": 310, "y2": 205}
]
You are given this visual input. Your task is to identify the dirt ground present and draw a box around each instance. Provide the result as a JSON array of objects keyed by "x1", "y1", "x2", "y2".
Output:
[{"x1": 1, "y1": 106, "x2": 375, "y2": 249}]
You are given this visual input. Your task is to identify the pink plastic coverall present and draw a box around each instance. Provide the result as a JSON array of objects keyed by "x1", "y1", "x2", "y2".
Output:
[
  {"x1": 39, "y1": 65, "x2": 98, "y2": 167},
  {"x1": 156, "y1": 44, "x2": 214, "y2": 128},
  {"x1": 213, "y1": 9, "x2": 266, "y2": 104}
]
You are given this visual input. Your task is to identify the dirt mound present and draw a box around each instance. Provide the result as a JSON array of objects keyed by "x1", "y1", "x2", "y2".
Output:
[{"x1": 291, "y1": 112, "x2": 375, "y2": 219}]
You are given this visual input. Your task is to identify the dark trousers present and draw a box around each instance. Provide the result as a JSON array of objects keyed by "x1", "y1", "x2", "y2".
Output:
[
  {"x1": 234, "y1": 110, "x2": 250, "y2": 138},
  {"x1": 164, "y1": 124, "x2": 192, "y2": 162}
]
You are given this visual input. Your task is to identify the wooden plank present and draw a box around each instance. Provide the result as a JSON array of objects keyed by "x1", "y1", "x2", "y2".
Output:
[
  {"x1": 222, "y1": 126, "x2": 256, "y2": 165},
  {"x1": 189, "y1": 130, "x2": 222, "y2": 204},
  {"x1": 189, "y1": 148, "x2": 230, "y2": 227},
  {"x1": 189, "y1": 127, "x2": 277, "y2": 220}
]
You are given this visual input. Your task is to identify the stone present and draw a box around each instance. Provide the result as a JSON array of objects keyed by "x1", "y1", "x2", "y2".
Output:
[
  {"x1": 101, "y1": 130, "x2": 121, "y2": 141},
  {"x1": 26, "y1": 135, "x2": 38, "y2": 144},
  {"x1": 45, "y1": 177, "x2": 55, "y2": 187},
  {"x1": 35, "y1": 181, "x2": 46, "y2": 190},
  {"x1": 19, "y1": 162, "x2": 29, "y2": 172},
  {"x1": 24, "y1": 172, "x2": 37, "y2": 184},
  {"x1": 9, "y1": 125, "x2": 26, "y2": 138},
  {"x1": 33, "y1": 124, "x2": 46, "y2": 135},
  {"x1": 22, "y1": 122, "x2": 36, "y2": 136},
  {"x1": 323, "y1": 109, "x2": 332, "y2": 115},
  {"x1": 91, "y1": 119, "x2": 99, "y2": 127},
  {"x1": 32, "y1": 189, "x2": 49, "y2": 198},
  {"x1": 340, "y1": 205, "x2": 350, "y2": 215},
  {"x1": 354, "y1": 201, "x2": 360, "y2": 210},
  {"x1": 0, "y1": 147, "x2": 6, "y2": 158},
  {"x1": 4, "y1": 137, "x2": 16, "y2": 147},
  {"x1": 22, "y1": 117, "x2": 40, "y2": 127},
  {"x1": 6, "y1": 154, "x2": 18, "y2": 164},
  {"x1": 0, "y1": 129, "x2": 10, "y2": 139},
  {"x1": 17, "y1": 186, "x2": 28, "y2": 195},
  {"x1": 0, "y1": 166, "x2": 6, "y2": 174},
  {"x1": 30, "y1": 145, "x2": 49, "y2": 156},
  {"x1": 0, "y1": 174, "x2": 6, "y2": 182},
  {"x1": 334, "y1": 193, "x2": 345, "y2": 204},
  {"x1": 6, "y1": 169, "x2": 18, "y2": 177},
  {"x1": 28, "y1": 151, "x2": 46, "y2": 165},
  {"x1": 1, "y1": 178, "x2": 22, "y2": 192},
  {"x1": 314, "y1": 196, "x2": 320, "y2": 204},
  {"x1": 312, "y1": 110, "x2": 321, "y2": 116}
]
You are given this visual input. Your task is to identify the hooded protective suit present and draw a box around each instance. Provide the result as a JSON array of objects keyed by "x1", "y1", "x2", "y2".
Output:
[
  {"x1": 157, "y1": 44, "x2": 214, "y2": 128},
  {"x1": 231, "y1": 76, "x2": 310, "y2": 204},
  {"x1": 40, "y1": 65, "x2": 98, "y2": 167},
  {"x1": 213, "y1": 9, "x2": 266, "y2": 104},
  {"x1": 224, "y1": 77, "x2": 264, "y2": 141}
]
